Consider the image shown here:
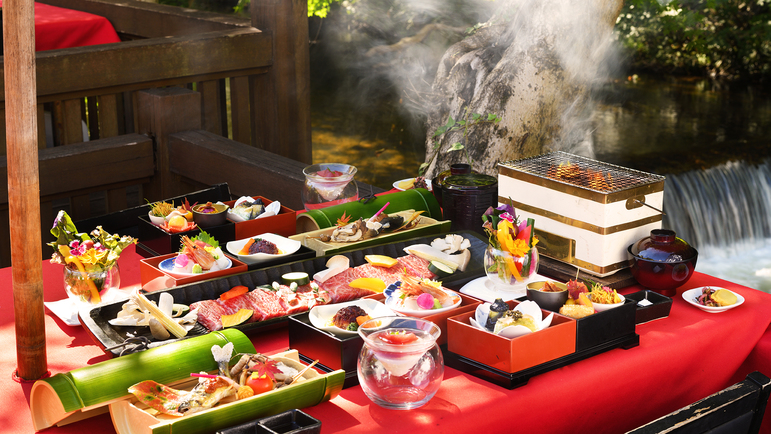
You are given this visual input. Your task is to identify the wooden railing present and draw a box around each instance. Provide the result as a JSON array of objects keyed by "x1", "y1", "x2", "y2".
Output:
[{"x1": 0, "y1": 0, "x2": 316, "y2": 267}]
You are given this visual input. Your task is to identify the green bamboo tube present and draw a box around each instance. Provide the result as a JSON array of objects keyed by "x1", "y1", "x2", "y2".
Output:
[
  {"x1": 296, "y1": 189, "x2": 441, "y2": 232},
  {"x1": 30, "y1": 330, "x2": 255, "y2": 430}
]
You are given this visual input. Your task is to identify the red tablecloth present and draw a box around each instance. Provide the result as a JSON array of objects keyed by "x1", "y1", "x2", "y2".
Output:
[
  {"x1": 2, "y1": 245, "x2": 770, "y2": 433},
  {"x1": 0, "y1": 1, "x2": 120, "y2": 51}
]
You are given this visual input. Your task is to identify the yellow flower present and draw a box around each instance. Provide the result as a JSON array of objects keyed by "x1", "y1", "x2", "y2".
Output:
[
  {"x1": 509, "y1": 239, "x2": 530, "y2": 257},
  {"x1": 78, "y1": 248, "x2": 109, "y2": 265}
]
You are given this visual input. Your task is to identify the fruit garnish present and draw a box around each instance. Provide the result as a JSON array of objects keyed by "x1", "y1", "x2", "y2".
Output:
[
  {"x1": 220, "y1": 309, "x2": 253, "y2": 327},
  {"x1": 365, "y1": 254, "x2": 398, "y2": 268},
  {"x1": 317, "y1": 168, "x2": 344, "y2": 178},
  {"x1": 377, "y1": 330, "x2": 419, "y2": 345}
]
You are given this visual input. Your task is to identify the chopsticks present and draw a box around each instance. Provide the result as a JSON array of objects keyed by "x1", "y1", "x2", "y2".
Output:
[{"x1": 292, "y1": 360, "x2": 319, "y2": 383}]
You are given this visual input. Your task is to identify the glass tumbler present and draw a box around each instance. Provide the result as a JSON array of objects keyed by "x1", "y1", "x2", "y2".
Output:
[{"x1": 357, "y1": 316, "x2": 444, "y2": 410}]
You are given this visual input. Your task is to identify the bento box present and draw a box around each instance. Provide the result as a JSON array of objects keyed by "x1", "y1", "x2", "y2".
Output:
[
  {"x1": 624, "y1": 290, "x2": 673, "y2": 324},
  {"x1": 138, "y1": 214, "x2": 236, "y2": 256},
  {"x1": 446, "y1": 300, "x2": 577, "y2": 374},
  {"x1": 223, "y1": 196, "x2": 297, "y2": 239}
]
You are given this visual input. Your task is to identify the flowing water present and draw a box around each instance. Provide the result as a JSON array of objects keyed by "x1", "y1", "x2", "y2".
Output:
[{"x1": 311, "y1": 74, "x2": 771, "y2": 292}]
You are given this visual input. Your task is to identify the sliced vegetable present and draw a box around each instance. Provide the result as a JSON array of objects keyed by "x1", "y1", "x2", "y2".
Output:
[
  {"x1": 238, "y1": 238, "x2": 255, "y2": 255},
  {"x1": 282, "y1": 272, "x2": 310, "y2": 286},
  {"x1": 349, "y1": 277, "x2": 386, "y2": 292},
  {"x1": 220, "y1": 285, "x2": 249, "y2": 301},
  {"x1": 171, "y1": 304, "x2": 189, "y2": 317},
  {"x1": 221, "y1": 309, "x2": 254, "y2": 328},
  {"x1": 365, "y1": 255, "x2": 399, "y2": 268},
  {"x1": 135, "y1": 292, "x2": 187, "y2": 338},
  {"x1": 403, "y1": 244, "x2": 472, "y2": 272},
  {"x1": 428, "y1": 260, "x2": 454, "y2": 277}
]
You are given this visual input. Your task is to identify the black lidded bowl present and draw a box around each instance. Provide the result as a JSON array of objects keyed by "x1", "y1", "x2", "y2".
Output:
[{"x1": 627, "y1": 229, "x2": 698, "y2": 297}]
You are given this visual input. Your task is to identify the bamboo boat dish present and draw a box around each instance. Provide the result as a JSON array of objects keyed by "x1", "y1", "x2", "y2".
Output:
[{"x1": 29, "y1": 331, "x2": 344, "y2": 434}]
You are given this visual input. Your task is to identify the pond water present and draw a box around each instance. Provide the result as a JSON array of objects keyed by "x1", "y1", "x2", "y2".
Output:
[{"x1": 310, "y1": 74, "x2": 771, "y2": 292}]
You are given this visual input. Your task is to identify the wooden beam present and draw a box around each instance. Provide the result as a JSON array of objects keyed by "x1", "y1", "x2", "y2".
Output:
[
  {"x1": 0, "y1": 133, "x2": 154, "y2": 204},
  {"x1": 5, "y1": 0, "x2": 48, "y2": 380},
  {"x1": 136, "y1": 88, "x2": 202, "y2": 199},
  {"x1": 251, "y1": 0, "x2": 311, "y2": 164},
  {"x1": 0, "y1": 28, "x2": 272, "y2": 102},
  {"x1": 39, "y1": 0, "x2": 251, "y2": 38}
]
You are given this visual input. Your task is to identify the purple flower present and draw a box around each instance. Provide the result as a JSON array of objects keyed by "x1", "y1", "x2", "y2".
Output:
[{"x1": 496, "y1": 203, "x2": 515, "y2": 215}]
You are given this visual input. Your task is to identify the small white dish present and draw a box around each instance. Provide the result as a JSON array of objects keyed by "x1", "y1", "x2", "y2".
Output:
[
  {"x1": 393, "y1": 178, "x2": 432, "y2": 192},
  {"x1": 225, "y1": 233, "x2": 301, "y2": 264},
  {"x1": 472, "y1": 300, "x2": 553, "y2": 339},
  {"x1": 384, "y1": 288, "x2": 462, "y2": 318},
  {"x1": 159, "y1": 256, "x2": 232, "y2": 277},
  {"x1": 588, "y1": 293, "x2": 626, "y2": 312},
  {"x1": 309, "y1": 299, "x2": 395, "y2": 336},
  {"x1": 682, "y1": 287, "x2": 745, "y2": 313},
  {"x1": 148, "y1": 211, "x2": 165, "y2": 226}
]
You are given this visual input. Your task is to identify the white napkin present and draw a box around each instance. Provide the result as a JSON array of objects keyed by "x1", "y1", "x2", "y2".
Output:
[
  {"x1": 227, "y1": 196, "x2": 280, "y2": 222},
  {"x1": 45, "y1": 289, "x2": 131, "y2": 327}
]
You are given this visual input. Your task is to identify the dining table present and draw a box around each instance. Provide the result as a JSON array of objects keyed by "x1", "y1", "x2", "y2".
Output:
[
  {"x1": 2, "y1": 243, "x2": 771, "y2": 433},
  {"x1": 0, "y1": 1, "x2": 121, "y2": 51}
]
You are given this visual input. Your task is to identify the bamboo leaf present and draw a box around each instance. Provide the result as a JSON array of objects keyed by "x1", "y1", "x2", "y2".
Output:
[{"x1": 448, "y1": 142, "x2": 465, "y2": 151}]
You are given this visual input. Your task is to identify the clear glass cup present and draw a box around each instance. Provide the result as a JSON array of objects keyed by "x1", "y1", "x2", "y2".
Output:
[
  {"x1": 302, "y1": 163, "x2": 358, "y2": 211},
  {"x1": 484, "y1": 245, "x2": 539, "y2": 289},
  {"x1": 357, "y1": 316, "x2": 444, "y2": 410},
  {"x1": 63, "y1": 263, "x2": 120, "y2": 305}
]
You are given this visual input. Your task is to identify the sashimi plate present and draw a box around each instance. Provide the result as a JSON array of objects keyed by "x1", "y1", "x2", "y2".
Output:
[
  {"x1": 384, "y1": 285, "x2": 462, "y2": 318},
  {"x1": 309, "y1": 299, "x2": 395, "y2": 336},
  {"x1": 159, "y1": 256, "x2": 232, "y2": 277}
]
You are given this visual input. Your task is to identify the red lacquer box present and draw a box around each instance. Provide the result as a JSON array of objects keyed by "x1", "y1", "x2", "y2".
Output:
[
  {"x1": 139, "y1": 252, "x2": 248, "y2": 289},
  {"x1": 446, "y1": 300, "x2": 576, "y2": 373},
  {"x1": 223, "y1": 196, "x2": 297, "y2": 239}
]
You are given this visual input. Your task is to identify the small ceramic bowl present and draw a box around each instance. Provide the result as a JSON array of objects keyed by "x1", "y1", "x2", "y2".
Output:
[
  {"x1": 192, "y1": 202, "x2": 229, "y2": 227},
  {"x1": 526, "y1": 281, "x2": 568, "y2": 312},
  {"x1": 588, "y1": 293, "x2": 626, "y2": 312},
  {"x1": 148, "y1": 211, "x2": 166, "y2": 226}
]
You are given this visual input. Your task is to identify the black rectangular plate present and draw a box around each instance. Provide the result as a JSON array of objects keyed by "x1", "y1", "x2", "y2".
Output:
[
  {"x1": 624, "y1": 290, "x2": 673, "y2": 324},
  {"x1": 444, "y1": 332, "x2": 640, "y2": 389},
  {"x1": 215, "y1": 409, "x2": 321, "y2": 434},
  {"x1": 81, "y1": 230, "x2": 488, "y2": 356}
]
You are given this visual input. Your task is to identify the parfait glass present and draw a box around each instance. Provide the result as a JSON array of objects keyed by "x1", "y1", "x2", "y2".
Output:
[
  {"x1": 357, "y1": 316, "x2": 444, "y2": 410},
  {"x1": 302, "y1": 163, "x2": 358, "y2": 210},
  {"x1": 484, "y1": 245, "x2": 539, "y2": 291},
  {"x1": 63, "y1": 263, "x2": 121, "y2": 306}
]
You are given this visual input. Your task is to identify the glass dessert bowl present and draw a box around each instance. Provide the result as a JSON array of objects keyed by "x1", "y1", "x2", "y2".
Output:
[{"x1": 357, "y1": 316, "x2": 444, "y2": 410}]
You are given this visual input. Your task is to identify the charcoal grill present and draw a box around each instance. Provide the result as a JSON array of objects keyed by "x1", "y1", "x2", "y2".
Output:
[{"x1": 498, "y1": 152, "x2": 665, "y2": 277}]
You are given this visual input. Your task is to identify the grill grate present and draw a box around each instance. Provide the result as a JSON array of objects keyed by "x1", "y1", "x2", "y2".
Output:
[{"x1": 501, "y1": 151, "x2": 664, "y2": 194}]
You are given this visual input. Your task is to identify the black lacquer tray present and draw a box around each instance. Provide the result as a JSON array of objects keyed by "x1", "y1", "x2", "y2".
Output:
[{"x1": 81, "y1": 231, "x2": 489, "y2": 356}]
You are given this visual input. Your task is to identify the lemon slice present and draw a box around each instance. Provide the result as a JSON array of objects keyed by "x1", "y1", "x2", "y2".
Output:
[{"x1": 349, "y1": 277, "x2": 386, "y2": 292}]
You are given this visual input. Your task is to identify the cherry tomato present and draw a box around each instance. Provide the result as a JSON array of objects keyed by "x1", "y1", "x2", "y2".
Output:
[
  {"x1": 245, "y1": 373, "x2": 274, "y2": 395},
  {"x1": 377, "y1": 331, "x2": 419, "y2": 345}
]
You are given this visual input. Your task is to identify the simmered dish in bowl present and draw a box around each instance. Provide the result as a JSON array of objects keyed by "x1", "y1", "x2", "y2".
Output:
[{"x1": 226, "y1": 233, "x2": 301, "y2": 264}]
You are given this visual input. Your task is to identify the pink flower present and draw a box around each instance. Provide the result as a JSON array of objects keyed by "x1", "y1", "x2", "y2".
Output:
[{"x1": 500, "y1": 212, "x2": 516, "y2": 223}]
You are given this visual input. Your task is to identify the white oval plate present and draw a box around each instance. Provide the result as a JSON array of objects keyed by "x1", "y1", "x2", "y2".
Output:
[
  {"x1": 588, "y1": 293, "x2": 626, "y2": 312},
  {"x1": 159, "y1": 256, "x2": 232, "y2": 277},
  {"x1": 392, "y1": 178, "x2": 432, "y2": 192},
  {"x1": 682, "y1": 287, "x2": 745, "y2": 313},
  {"x1": 225, "y1": 233, "x2": 301, "y2": 264},
  {"x1": 309, "y1": 299, "x2": 396, "y2": 336},
  {"x1": 384, "y1": 288, "x2": 461, "y2": 318}
]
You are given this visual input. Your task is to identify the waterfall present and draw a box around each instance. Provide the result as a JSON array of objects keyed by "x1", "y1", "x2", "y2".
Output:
[{"x1": 662, "y1": 159, "x2": 771, "y2": 250}]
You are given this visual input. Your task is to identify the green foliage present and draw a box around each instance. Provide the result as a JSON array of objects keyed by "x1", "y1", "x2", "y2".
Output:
[
  {"x1": 231, "y1": 0, "x2": 344, "y2": 17},
  {"x1": 419, "y1": 108, "x2": 501, "y2": 176},
  {"x1": 615, "y1": 0, "x2": 771, "y2": 81}
]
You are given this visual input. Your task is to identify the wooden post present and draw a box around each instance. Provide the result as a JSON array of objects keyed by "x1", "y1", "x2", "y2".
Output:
[
  {"x1": 251, "y1": 0, "x2": 312, "y2": 164},
  {"x1": 4, "y1": 0, "x2": 48, "y2": 380},
  {"x1": 136, "y1": 87, "x2": 202, "y2": 200}
]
